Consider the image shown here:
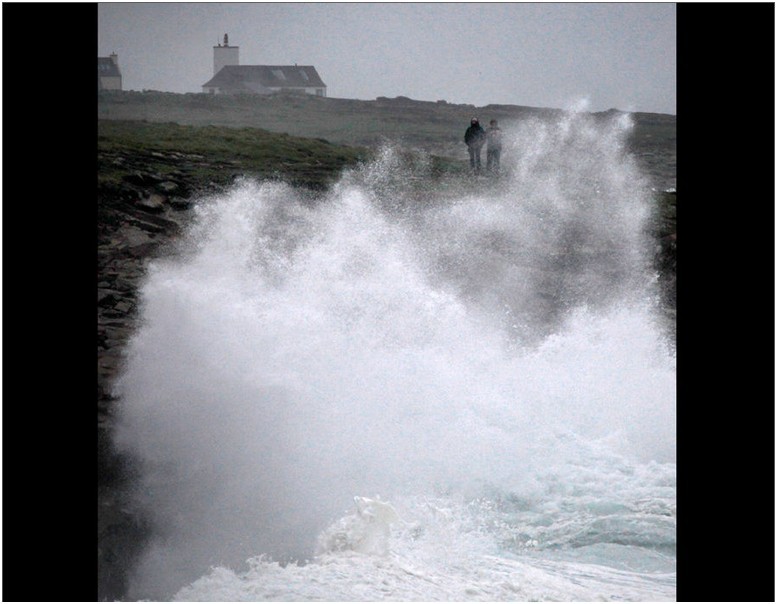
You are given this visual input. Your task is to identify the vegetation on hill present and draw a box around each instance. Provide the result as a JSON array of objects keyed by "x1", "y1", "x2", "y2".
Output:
[
  {"x1": 98, "y1": 119, "x2": 371, "y2": 193},
  {"x1": 98, "y1": 90, "x2": 676, "y2": 188}
]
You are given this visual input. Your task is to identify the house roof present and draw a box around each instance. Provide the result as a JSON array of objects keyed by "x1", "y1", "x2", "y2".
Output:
[
  {"x1": 202, "y1": 65, "x2": 326, "y2": 91},
  {"x1": 98, "y1": 57, "x2": 121, "y2": 77}
]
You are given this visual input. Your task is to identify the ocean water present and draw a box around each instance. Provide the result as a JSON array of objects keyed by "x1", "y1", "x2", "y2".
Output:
[{"x1": 113, "y1": 107, "x2": 676, "y2": 601}]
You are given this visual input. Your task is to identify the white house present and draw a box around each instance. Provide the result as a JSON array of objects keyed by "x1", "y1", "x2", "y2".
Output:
[
  {"x1": 201, "y1": 34, "x2": 326, "y2": 97},
  {"x1": 98, "y1": 53, "x2": 122, "y2": 91}
]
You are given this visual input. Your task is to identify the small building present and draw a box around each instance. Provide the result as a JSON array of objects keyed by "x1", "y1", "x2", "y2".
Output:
[
  {"x1": 98, "y1": 53, "x2": 122, "y2": 91},
  {"x1": 202, "y1": 64, "x2": 327, "y2": 96},
  {"x1": 202, "y1": 34, "x2": 326, "y2": 97}
]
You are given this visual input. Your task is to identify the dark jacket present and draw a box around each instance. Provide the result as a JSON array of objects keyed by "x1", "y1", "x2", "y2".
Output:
[{"x1": 464, "y1": 123, "x2": 486, "y2": 147}]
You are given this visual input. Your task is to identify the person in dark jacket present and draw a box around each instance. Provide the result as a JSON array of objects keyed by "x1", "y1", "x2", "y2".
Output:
[
  {"x1": 464, "y1": 117, "x2": 486, "y2": 173},
  {"x1": 486, "y1": 119, "x2": 503, "y2": 174}
]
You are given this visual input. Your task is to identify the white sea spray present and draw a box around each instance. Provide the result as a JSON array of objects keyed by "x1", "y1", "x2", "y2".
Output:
[{"x1": 113, "y1": 109, "x2": 675, "y2": 601}]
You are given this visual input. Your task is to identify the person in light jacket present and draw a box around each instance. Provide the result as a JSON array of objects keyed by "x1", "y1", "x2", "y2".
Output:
[{"x1": 486, "y1": 119, "x2": 503, "y2": 174}]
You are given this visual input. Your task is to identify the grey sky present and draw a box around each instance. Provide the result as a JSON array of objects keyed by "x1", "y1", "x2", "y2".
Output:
[{"x1": 98, "y1": 2, "x2": 676, "y2": 115}]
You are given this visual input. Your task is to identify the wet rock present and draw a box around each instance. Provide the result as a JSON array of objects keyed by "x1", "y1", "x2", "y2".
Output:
[
  {"x1": 136, "y1": 192, "x2": 167, "y2": 212},
  {"x1": 123, "y1": 171, "x2": 161, "y2": 187},
  {"x1": 157, "y1": 180, "x2": 179, "y2": 193},
  {"x1": 170, "y1": 197, "x2": 193, "y2": 210}
]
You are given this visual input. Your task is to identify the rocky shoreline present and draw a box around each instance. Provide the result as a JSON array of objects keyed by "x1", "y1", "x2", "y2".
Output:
[{"x1": 97, "y1": 156, "x2": 193, "y2": 601}]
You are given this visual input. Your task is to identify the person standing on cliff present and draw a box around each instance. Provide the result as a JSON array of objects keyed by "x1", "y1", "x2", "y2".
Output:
[
  {"x1": 486, "y1": 119, "x2": 503, "y2": 174},
  {"x1": 464, "y1": 117, "x2": 486, "y2": 174}
]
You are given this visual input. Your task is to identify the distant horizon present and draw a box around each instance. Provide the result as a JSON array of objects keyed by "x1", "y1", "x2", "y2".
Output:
[{"x1": 98, "y1": 4, "x2": 676, "y2": 116}]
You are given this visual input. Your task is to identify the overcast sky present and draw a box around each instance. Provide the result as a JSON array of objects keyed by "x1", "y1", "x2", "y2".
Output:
[{"x1": 97, "y1": 2, "x2": 676, "y2": 115}]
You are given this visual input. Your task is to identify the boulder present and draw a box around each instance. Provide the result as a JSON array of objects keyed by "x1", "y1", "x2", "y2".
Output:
[{"x1": 135, "y1": 193, "x2": 166, "y2": 212}]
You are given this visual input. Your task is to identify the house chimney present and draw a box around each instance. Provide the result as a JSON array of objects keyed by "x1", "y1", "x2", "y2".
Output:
[
  {"x1": 110, "y1": 53, "x2": 119, "y2": 66},
  {"x1": 213, "y1": 34, "x2": 239, "y2": 76}
]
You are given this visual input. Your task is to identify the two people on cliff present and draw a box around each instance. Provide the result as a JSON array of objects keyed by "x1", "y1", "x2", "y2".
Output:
[{"x1": 464, "y1": 117, "x2": 502, "y2": 175}]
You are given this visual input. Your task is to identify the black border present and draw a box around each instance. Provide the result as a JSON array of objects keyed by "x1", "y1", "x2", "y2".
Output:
[
  {"x1": 676, "y1": 3, "x2": 775, "y2": 602},
  {"x1": 3, "y1": 3, "x2": 98, "y2": 602}
]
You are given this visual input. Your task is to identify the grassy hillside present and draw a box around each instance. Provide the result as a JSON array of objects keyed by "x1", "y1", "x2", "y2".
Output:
[
  {"x1": 98, "y1": 90, "x2": 560, "y2": 150},
  {"x1": 98, "y1": 119, "x2": 372, "y2": 193},
  {"x1": 98, "y1": 90, "x2": 676, "y2": 189}
]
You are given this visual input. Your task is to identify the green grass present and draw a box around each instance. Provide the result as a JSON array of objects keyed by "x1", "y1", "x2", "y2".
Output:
[{"x1": 98, "y1": 119, "x2": 373, "y2": 191}]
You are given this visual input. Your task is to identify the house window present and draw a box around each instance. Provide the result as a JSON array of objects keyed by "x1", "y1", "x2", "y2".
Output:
[
  {"x1": 300, "y1": 69, "x2": 309, "y2": 81},
  {"x1": 316, "y1": 89, "x2": 324, "y2": 96},
  {"x1": 271, "y1": 69, "x2": 286, "y2": 80}
]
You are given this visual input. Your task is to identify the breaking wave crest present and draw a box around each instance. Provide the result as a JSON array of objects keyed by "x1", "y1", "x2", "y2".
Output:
[{"x1": 113, "y1": 109, "x2": 675, "y2": 600}]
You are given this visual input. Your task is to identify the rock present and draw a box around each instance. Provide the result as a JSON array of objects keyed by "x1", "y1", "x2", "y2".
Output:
[
  {"x1": 118, "y1": 226, "x2": 153, "y2": 250},
  {"x1": 113, "y1": 300, "x2": 134, "y2": 314},
  {"x1": 113, "y1": 277, "x2": 139, "y2": 292},
  {"x1": 169, "y1": 197, "x2": 192, "y2": 210},
  {"x1": 135, "y1": 193, "x2": 166, "y2": 212},
  {"x1": 123, "y1": 171, "x2": 158, "y2": 186},
  {"x1": 98, "y1": 290, "x2": 117, "y2": 306},
  {"x1": 157, "y1": 180, "x2": 179, "y2": 193},
  {"x1": 126, "y1": 241, "x2": 157, "y2": 258}
]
